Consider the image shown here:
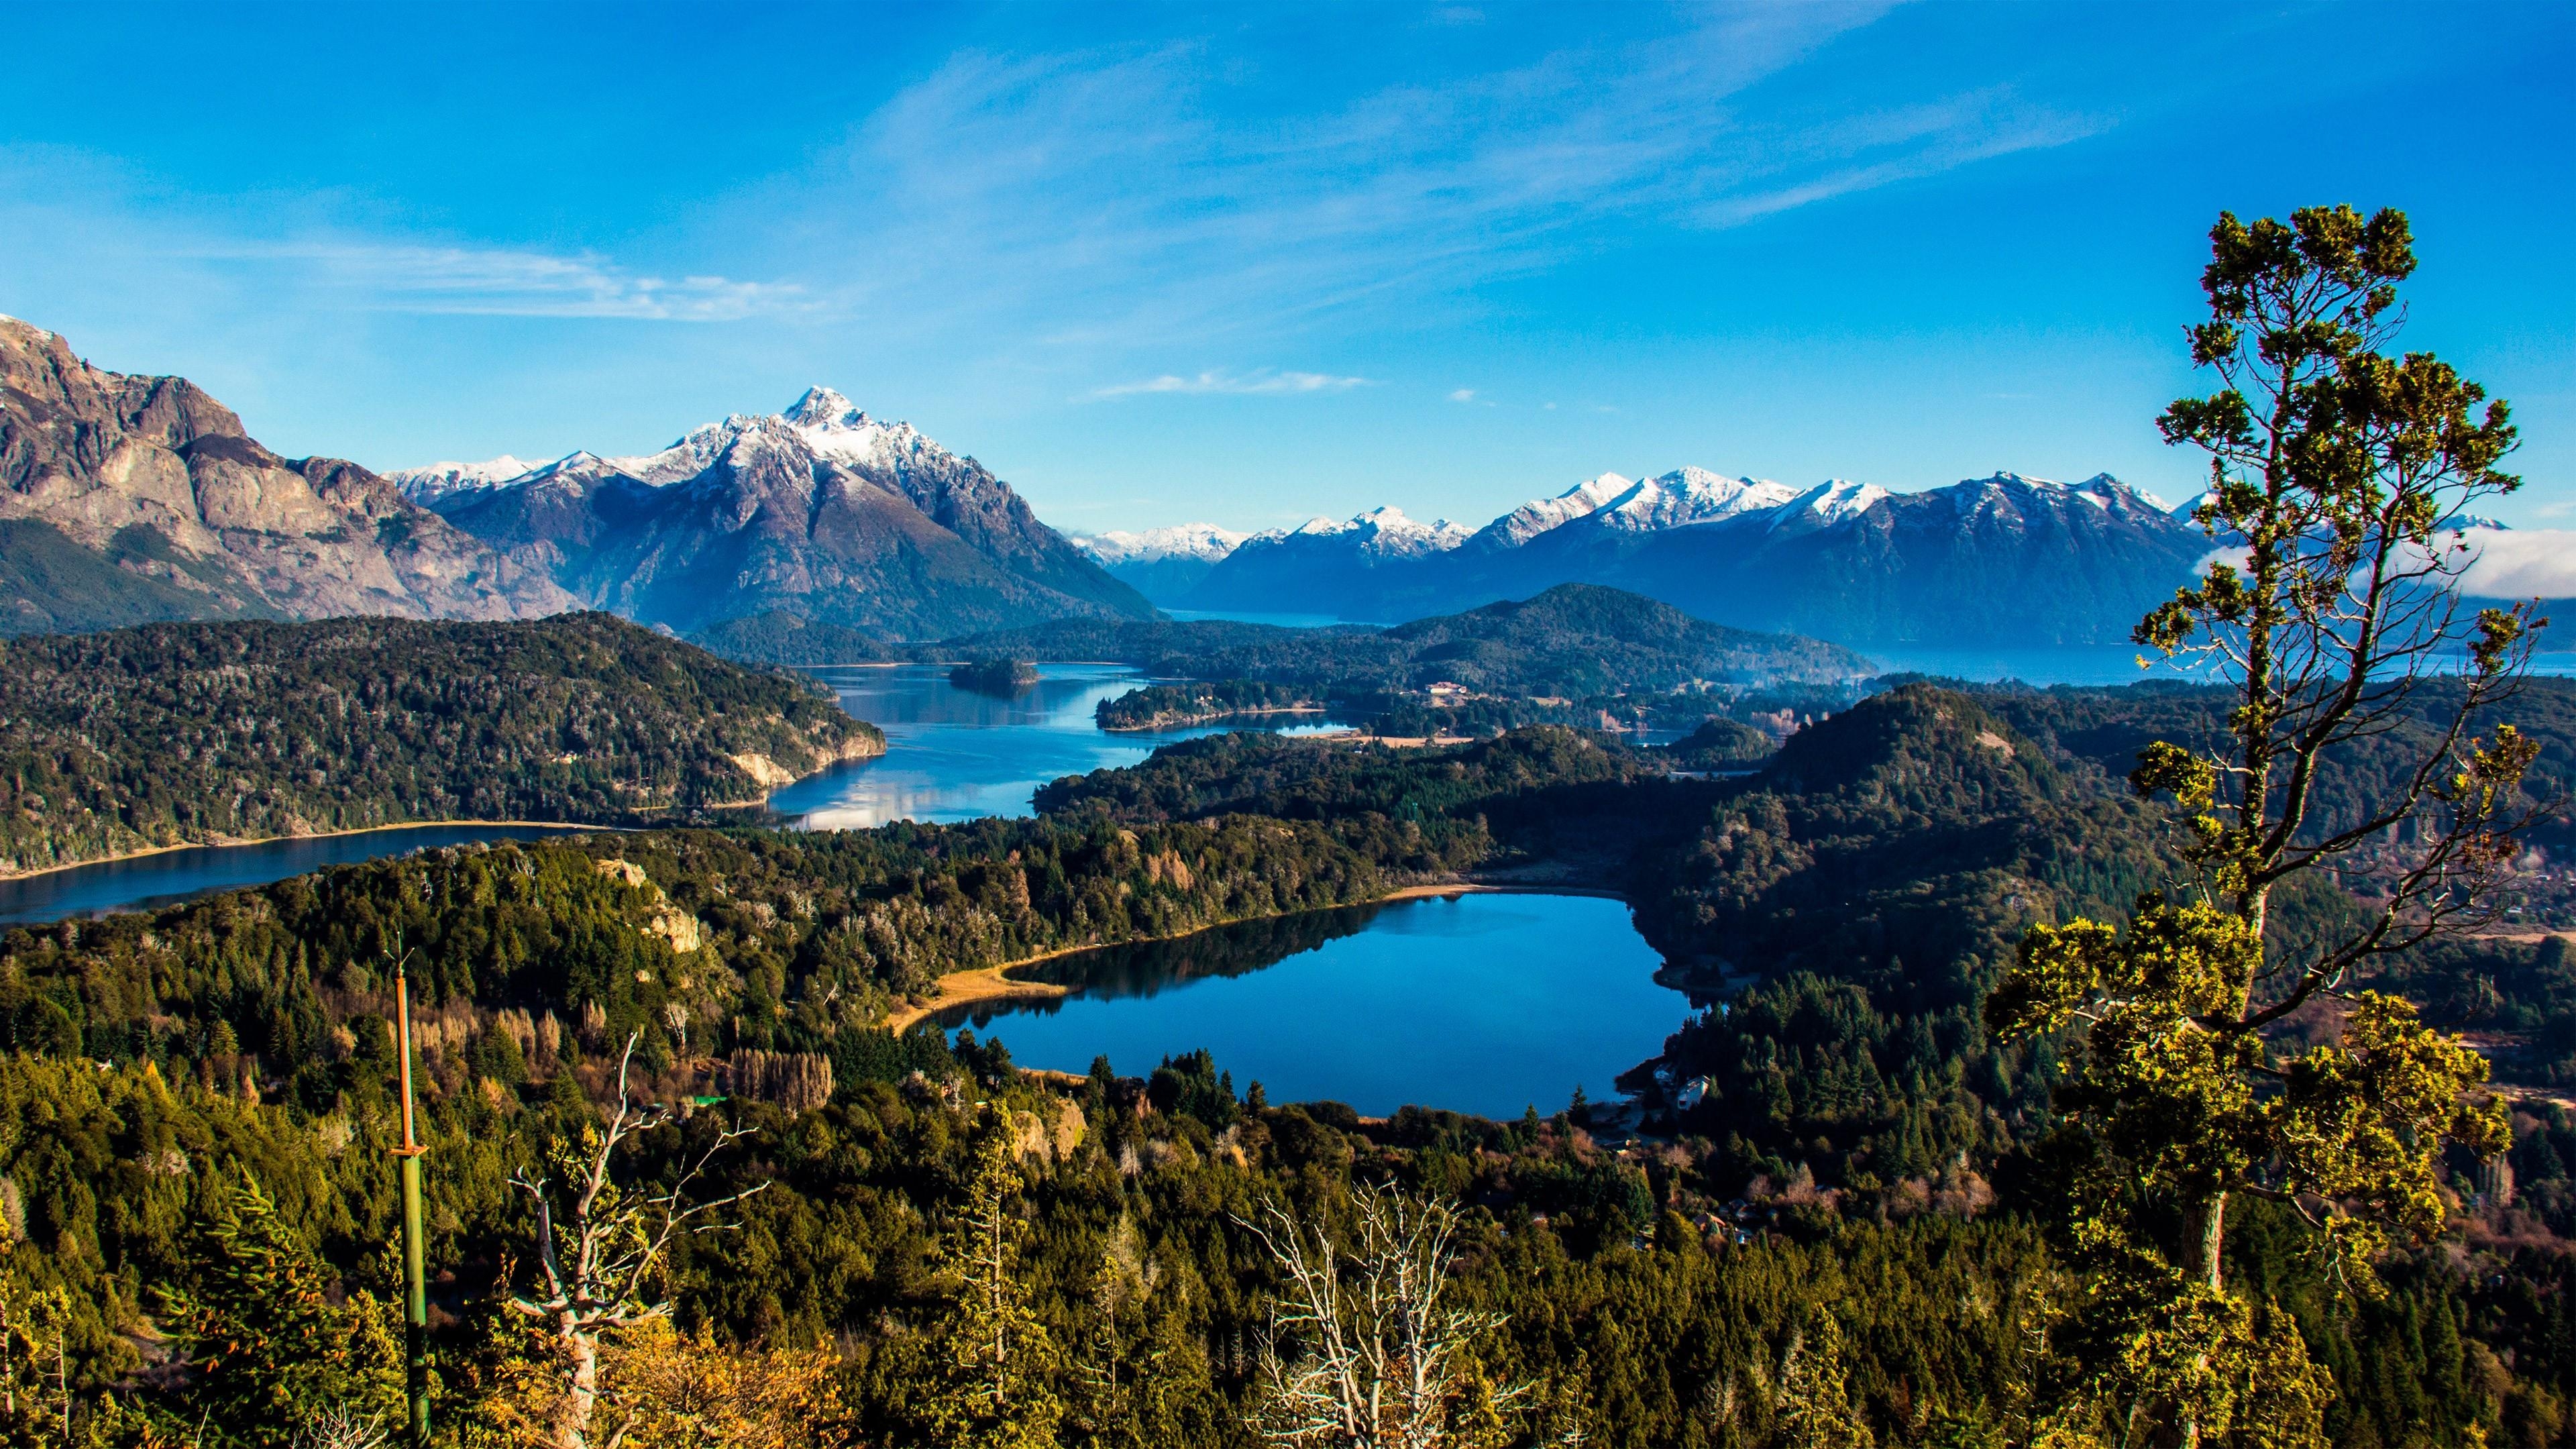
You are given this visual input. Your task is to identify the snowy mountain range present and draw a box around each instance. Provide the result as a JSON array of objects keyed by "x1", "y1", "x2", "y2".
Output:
[
  {"x1": 1176, "y1": 468, "x2": 2208, "y2": 645},
  {"x1": 389, "y1": 388, "x2": 1152, "y2": 639},
  {"x1": 1066, "y1": 523, "x2": 1252, "y2": 599}
]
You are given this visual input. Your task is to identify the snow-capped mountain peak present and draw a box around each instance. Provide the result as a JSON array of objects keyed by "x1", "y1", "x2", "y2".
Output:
[
  {"x1": 1477, "y1": 472, "x2": 1636, "y2": 547},
  {"x1": 1599, "y1": 468, "x2": 1798, "y2": 531},
  {"x1": 783, "y1": 386, "x2": 859, "y2": 428},
  {"x1": 1776, "y1": 478, "x2": 1889, "y2": 529},
  {"x1": 384, "y1": 454, "x2": 550, "y2": 504},
  {"x1": 1266, "y1": 506, "x2": 1469, "y2": 559},
  {"x1": 1071, "y1": 523, "x2": 1251, "y2": 566}
]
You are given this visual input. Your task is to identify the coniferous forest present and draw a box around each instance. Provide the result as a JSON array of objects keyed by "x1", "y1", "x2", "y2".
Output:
[
  {"x1": 1, "y1": 200, "x2": 2571, "y2": 1449},
  {"x1": 0, "y1": 614, "x2": 883, "y2": 875}
]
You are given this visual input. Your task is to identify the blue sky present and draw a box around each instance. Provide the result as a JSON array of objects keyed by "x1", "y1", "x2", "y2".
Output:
[{"x1": 3, "y1": 1, "x2": 2569, "y2": 535}]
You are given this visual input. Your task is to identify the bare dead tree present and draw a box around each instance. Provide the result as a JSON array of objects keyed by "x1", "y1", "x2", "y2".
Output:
[
  {"x1": 506, "y1": 1032, "x2": 767, "y2": 1449},
  {"x1": 292, "y1": 1403, "x2": 391, "y2": 1449},
  {"x1": 1236, "y1": 1183, "x2": 1524, "y2": 1449}
]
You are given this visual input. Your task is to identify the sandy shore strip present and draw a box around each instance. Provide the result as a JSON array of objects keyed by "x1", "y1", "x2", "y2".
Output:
[{"x1": 878, "y1": 879, "x2": 1630, "y2": 1034}]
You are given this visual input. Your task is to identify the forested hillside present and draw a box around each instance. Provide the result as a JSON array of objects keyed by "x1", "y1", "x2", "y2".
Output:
[
  {"x1": 948, "y1": 583, "x2": 1873, "y2": 692},
  {"x1": 3, "y1": 687, "x2": 2569, "y2": 1444},
  {"x1": 684, "y1": 609, "x2": 898, "y2": 665},
  {"x1": 0, "y1": 613, "x2": 882, "y2": 875}
]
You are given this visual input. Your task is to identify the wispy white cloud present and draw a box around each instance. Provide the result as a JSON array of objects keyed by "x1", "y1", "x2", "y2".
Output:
[
  {"x1": 784, "y1": 3, "x2": 2100, "y2": 352},
  {"x1": 1447, "y1": 388, "x2": 1477, "y2": 402},
  {"x1": 193, "y1": 241, "x2": 801, "y2": 321},
  {"x1": 1091, "y1": 368, "x2": 1371, "y2": 399}
]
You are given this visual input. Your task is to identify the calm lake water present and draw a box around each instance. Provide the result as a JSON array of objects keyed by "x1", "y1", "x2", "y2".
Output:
[
  {"x1": 0, "y1": 824, "x2": 604, "y2": 926},
  {"x1": 936, "y1": 891, "x2": 1691, "y2": 1120},
  {"x1": 0, "y1": 663, "x2": 1332, "y2": 924},
  {"x1": 768, "y1": 662, "x2": 1337, "y2": 829}
]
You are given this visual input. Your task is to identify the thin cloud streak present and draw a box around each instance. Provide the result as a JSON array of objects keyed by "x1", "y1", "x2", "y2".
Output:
[
  {"x1": 191, "y1": 241, "x2": 803, "y2": 321},
  {"x1": 780, "y1": 3, "x2": 2099, "y2": 352},
  {"x1": 1090, "y1": 369, "x2": 1372, "y2": 399}
]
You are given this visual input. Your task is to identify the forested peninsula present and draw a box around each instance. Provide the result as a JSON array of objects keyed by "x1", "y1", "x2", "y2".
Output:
[{"x1": 0, "y1": 612, "x2": 883, "y2": 875}]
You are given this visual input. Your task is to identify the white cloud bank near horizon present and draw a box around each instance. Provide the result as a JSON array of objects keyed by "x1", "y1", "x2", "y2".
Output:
[{"x1": 2465, "y1": 529, "x2": 2576, "y2": 600}]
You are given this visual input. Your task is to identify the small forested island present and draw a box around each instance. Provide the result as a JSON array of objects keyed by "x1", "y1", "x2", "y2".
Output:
[
  {"x1": 0, "y1": 612, "x2": 884, "y2": 875},
  {"x1": 1094, "y1": 678, "x2": 1323, "y2": 730},
  {"x1": 947, "y1": 655, "x2": 1040, "y2": 694}
]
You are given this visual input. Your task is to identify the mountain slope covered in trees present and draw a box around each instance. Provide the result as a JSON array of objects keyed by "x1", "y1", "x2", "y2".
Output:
[
  {"x1": 0, "y1": 612, "x2": 881, "y2": 874},
  {"x1": 955, "y1": 582, "x2": 1874, "y2": 694}
]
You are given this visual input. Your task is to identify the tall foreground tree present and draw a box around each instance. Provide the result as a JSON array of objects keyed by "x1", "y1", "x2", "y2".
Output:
[
  {"x1": 921, "y1": 1120, "x2": 1063, "y2": 1449},
  {"x1": 504, "y1": 1036, "x2": 765, "y2": 1449},
  {"x1": 1986, "y1": 205, "x2": 2544, "y2": 1444}
]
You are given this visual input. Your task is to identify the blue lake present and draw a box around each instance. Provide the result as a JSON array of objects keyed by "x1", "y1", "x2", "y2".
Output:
[
  {"x1": 936, "y1": 891, "x2": 1691, "y2": 1120},
  {"x1": 0, "y1": 823, "x2": 604, "y2": 926},
  {"x1": 0, "y1": 663, "x2": 1335, "y2": 924},
  {"x1": 769, "y1": 661, "x2": 1337, "y2": 829}
]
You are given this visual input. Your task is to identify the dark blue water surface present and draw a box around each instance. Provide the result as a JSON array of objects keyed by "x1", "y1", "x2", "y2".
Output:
[
  {"x1": 0, "y1": 824, "x2": 605, "y2": 926},
  {"x1": 938, "y1": 891, "x2": 1692, "y2": 1120}
]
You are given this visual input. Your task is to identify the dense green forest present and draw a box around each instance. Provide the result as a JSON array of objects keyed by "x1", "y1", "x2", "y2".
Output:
[
  {"x1": 974, "y1": 584, "x2": 1871, "y2": 743},
  {"x1": 4, "y1": 680, "x2": 2571, "y2": 1444},
  {"x1": 0, "y1": 613, "x2": 883, "y2": 876},
  {"x1": 684, "y1": 611, "x2": 898, "y2": 665},
  {"x1": 1093, "y1": 680, "x2": 1324, "y2": 731}
]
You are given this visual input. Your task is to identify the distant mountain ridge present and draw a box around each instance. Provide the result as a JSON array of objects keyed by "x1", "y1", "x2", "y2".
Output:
[
  {"x1": 1183, "y1": 468, "x2": 2205, "y2": 644},
  {"x1": 0, "y1": 317, "x2": 572, "y2": 635},
  {"x1": 394, "y1": 387, "x2": 1156, "y2": 640},
  {"x1": 1067, "y1": 523, "x2": 1251, "y2": 602}
]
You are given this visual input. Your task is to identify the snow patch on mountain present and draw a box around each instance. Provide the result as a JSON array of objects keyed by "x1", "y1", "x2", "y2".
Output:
[
  {"x1": 385, "y1": 455, "x2": 549, "y2": 504},
  {"x1": 1266, "y1": 506, "x2": 1471, "y2": 559},
  {"x1": 1071, "y1": 523, "x2": 1250, "y2": 566}
]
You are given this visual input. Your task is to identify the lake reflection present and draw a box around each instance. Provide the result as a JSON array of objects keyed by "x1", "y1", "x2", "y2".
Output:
[
  {"x1": 770, "y1": 662, "x2": 1337, "y2": 829},
  {"x1": 937, "y1": 892, "x2": 1690, "y2": 1119}
]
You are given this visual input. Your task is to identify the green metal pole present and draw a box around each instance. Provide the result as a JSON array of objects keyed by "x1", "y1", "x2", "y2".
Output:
[{"x1": 396, "y1": 966, "x2": 431, "y2": 1448}]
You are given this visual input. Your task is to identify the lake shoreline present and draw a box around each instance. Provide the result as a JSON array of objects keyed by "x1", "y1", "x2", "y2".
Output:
[
  {"x1": 0, "y1": 733, "x2": 889, "y2": 884},
  {"x1": 881, "y1": 878, "x2": 1627, "y2": 1033},
  {"x1": 0, "y1": 818, "x2": 621, "y2": 884}
]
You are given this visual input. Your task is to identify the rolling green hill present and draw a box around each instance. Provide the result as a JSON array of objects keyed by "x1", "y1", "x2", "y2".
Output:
[{"x1": 0, "y1": 612, "x2": 881, "y2": 873}]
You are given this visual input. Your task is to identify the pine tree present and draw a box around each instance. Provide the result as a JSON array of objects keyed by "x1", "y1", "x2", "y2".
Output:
[
  {"x1": 159, "y1": 1174, "x2": 402, "y2": 1449},
  {"x1": 923, "y1": 1121, "x2": 1063, "y2": 1449},
  {"x1": 1774, "y1": 1313, "x2": 1874, "y2": 1449},
  {"x1": 1990, "y1": 205, "x2": 2535, "y2": 1445}
]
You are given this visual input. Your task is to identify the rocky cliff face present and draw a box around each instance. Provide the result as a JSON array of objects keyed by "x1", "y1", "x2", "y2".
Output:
[
  {"x1": 419, "y1": 388, "x2": 1157, "y2": 639},
  {"x1": 0, "y1": 317, "x2": 573, "y2": 635}
]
